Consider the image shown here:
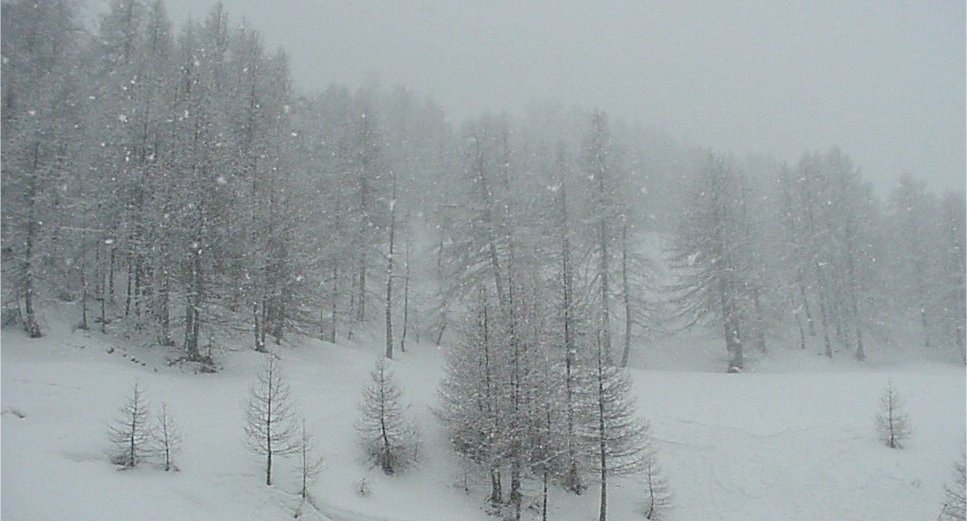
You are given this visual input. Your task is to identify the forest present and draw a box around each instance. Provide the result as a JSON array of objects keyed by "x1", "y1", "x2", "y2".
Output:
[
  {"x1": 1, "y1": 2, "x2": 965, "y2": 520},
  {"x1": 3, "y1": 0, "x2": 963, "y2": 365}
]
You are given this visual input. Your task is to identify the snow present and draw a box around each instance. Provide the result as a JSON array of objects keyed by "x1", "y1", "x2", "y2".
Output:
[{"x1": 2, "y1": 311, "x2": 963, "y2": 520}]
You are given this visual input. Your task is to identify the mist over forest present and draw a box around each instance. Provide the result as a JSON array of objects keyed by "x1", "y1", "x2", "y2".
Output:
[{"x1": 1, "y1": 2, "x2": 964, "y2": 521}]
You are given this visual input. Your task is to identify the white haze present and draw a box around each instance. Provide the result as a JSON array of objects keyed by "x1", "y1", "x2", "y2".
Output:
[{"x1": 158, "y1": 0, "x2": 965, "y2": 194}]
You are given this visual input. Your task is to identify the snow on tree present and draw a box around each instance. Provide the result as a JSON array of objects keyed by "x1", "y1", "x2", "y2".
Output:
[
  {"x1": 297, "y1": 417, "x2": 322, "y2": 500},
  {"x1": 356, "y1": 356, "x2": 419, "y2": 475},
  {"x1": 937, "y1": 193, "x2": 967, "y2": 361},
  {"x1": 669, "y1": 153, "x2": 751, "y2": 372},
  {"x1": 583, "y1": 339, "x2": 651, "y2": 521},
  {"x1": 109, "y1": 381, "x2": 152, "y2": 468},
  {"x1": 941, "y1": 457, "x2": 967, "y2": 521},
  {"x1": 153, "y1": 401, "x2": 181, "y2": 471},
  {"x1": 875, "y1": 380, "x2": 911, "y2": 449},
  {"x1": 641, "y1": 447, "x2": 671, "y2": 520},
  {"x1": 437, "y1": 288, "x2": 507, "y2": 503},
  {"x1": 245, "y1": 354, "x2": 300, "y2": 485},
  {"x1": 583, "y1": 111, "x2": 618, "y2": 363},
  {"x1": 0, "y1": 0, "x2": 82, "y2": 338}
]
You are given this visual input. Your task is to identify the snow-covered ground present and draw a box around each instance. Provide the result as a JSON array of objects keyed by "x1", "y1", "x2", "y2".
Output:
[{"x1": 2, "y1": 312, "x2": 964, "y2": 520}]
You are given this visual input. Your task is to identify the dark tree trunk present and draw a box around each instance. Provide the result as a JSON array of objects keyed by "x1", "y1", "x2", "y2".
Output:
[
  {"x1": 22, "y1": 141, "x2": 42, "y2": 338},
  {"x1": 620, "y1": 220, "x2": 633, "y2": 367},
  {"x1": 400, "y1": 240, "x2": 410, "y2": 353}
]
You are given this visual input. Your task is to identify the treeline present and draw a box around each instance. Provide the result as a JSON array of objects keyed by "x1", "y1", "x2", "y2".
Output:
[
  {"x1": 671, "y1": 151, "x2": 965, "y2": 369},
  {"x1": 1, "y1": 0, "x2": 964, "y2": 373}
]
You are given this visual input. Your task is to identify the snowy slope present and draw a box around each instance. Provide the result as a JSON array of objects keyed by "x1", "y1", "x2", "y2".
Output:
[{"x1": 2, "y1": 313, "x2": 964, "y2": 520}]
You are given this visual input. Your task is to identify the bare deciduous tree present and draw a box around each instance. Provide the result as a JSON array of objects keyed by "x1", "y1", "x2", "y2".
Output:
[
  {"x1": 642, "y1": 450, "x2": 672, "y2": 520},
  {"x1": 875, "y1": 380, "x2": 911, "y2": 449},
  {"x1": 298, "y1": 417, "x2": 323, "y2": 500},
  {"x1": 245, "y1": 354, "x2": 299, "y2": 485},
  {"x1": 109, "y1": 381, "x2": 151, "y2": 468},
  {"x1": 356, "y1": 356, "x2": 419, "y2": 474},
  {"x1": 153, "y1": 401, "x2": 181, "y2": 472},
  {"x1": 941, "y1": 457, "x2": 966, "y2": 521}
]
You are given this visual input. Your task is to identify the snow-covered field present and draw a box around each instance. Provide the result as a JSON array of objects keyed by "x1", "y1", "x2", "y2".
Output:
[{"x1": 2, "y1": 314, "x2": 964, "y2": 520}]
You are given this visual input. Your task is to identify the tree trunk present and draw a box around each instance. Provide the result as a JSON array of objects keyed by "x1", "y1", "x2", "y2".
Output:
[
  {"x1": 599, "y1": 216, "x2": 611, "y2": 363},
  {"x1": 400, "y1": 237, "x2": 410, "y2": 353},
  {"x1": 720, "y1": 273, "x2": 743, "y2": 370},
  {"x1": 542, "y1": 470, "x2": 549, "y2": 521},
  {"x1": 385, "y1": 181, "x2": 397, "y2": 360},
  {"x1": 598, "y1": 367, "x2": 609, "y2": 521},
  {"x1": 559, "y1": 175, "x2": 583, "y2": 494},
  {"x1": 183, "y1": 241, "x2": 202, "y2": 360},
  {"x1": 22, "y1": 141, "x2": 42, "y2": 338},
  {"x1": 620, "y1": 220, "x2": 633, "y2": 367},
  {"x1": 79, "y1": 236, "x2": 89, "y2": 331},
  {"x1": 814, "y1": 262, "x2": 833, "y2": 358},
  {"x1": 157, "y1": 267, "x2": 172, "y2": 346},
  {"x1": 330, "y1": 265, "x2": 338, "y2": 343},
  {"x1": 356, "y1": 258, "x2": 366, "y2": 323}
]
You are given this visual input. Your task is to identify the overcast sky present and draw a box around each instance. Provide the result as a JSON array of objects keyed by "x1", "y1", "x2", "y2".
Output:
[{"x1": 160, "y1": 0, "x2": 965, "y2": 194}]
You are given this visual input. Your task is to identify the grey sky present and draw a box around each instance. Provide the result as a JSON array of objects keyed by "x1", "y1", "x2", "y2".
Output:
[{"x1": 162, "y1": 0, "x2": 965, "y2": 194}]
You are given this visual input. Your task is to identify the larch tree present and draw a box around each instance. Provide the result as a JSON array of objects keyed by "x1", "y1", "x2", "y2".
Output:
[
  {"x1": 583, "y1": 339, "x2": 650, "y2": 521},
  {"x1": 245, "y1": 353, "x2": 300, "y2": 486},
  {"x1": 583, "y1": 111, "x2": 617, "y2": 363},
  {"x1": 109, "y1": 381, "x2": 152, "y2": 468},
  {"x1": 875, "y1": 380, "x2": 911, "y2": 449},
  {"x1": 941, "y1": 457, "x2": 967, "y2": 521},
  {"x1": 153, "y1": 401, "x2": 181, "y2": 471},
  {"x1": 356, "y1": 356, "x2": 419, "y2": 475},
  {"x1": 669, "y1": 153, "x2": 750, "y2": 372},
  {"x1": 0, "y1": 0, "x2": 81, "y2": 338}
]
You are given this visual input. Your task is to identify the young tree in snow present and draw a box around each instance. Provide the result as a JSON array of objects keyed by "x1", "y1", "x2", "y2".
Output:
[
  {"x1": 941, "y1": 457, "x2": 967, "y2": 521},
  {"x1": 153, "y1": 401, "x2": 181, "y2": 471},
  {"x1": 584, "y1": 343, "x2": 651, "y2": 521},
  {"x1": 297, "y1": 418, "x2": 322, "y2": 500},
  {"x1": 875, "y1": 380, "x2": 911, "y2": 449},
  {"x1": 109, "y1": 381, "x2": 151, "y2": 468},
  {"x1": 641, "y1": 448, "x2": 671, "y2": 520},
  {"x1": 356, "y1": 356, "x2": 419, "y2": 474},
  {"x1": 245, "y1": 354, "x2": 300, "y2": 485}
]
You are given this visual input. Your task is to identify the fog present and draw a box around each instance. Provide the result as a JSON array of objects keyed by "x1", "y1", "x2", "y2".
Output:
[{"x1": 160, "y1": 0, "x2": 965, "y2": 193}]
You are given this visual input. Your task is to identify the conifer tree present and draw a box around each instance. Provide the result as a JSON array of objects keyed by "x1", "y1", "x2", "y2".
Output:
[
  {"x1": 245, "y1": 354, "x2": 300, "y2": 485},
  {"x1": 109, "y1": 381, "x2": 151, "y2": 468},
  {"x1": 153, "y1": 401, "x2": 181, "y2": 471},
  {"x1": 875, "y1": 380, "x2": 911, "y2": 449},
  {"x1": 357, "y1": 356, "x2": 419, "y2": 474}
]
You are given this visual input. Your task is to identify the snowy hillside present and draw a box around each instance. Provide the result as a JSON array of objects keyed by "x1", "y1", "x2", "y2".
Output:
[{"x1": 3, "y1": 313, "x2": 963, "y2": 521}]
